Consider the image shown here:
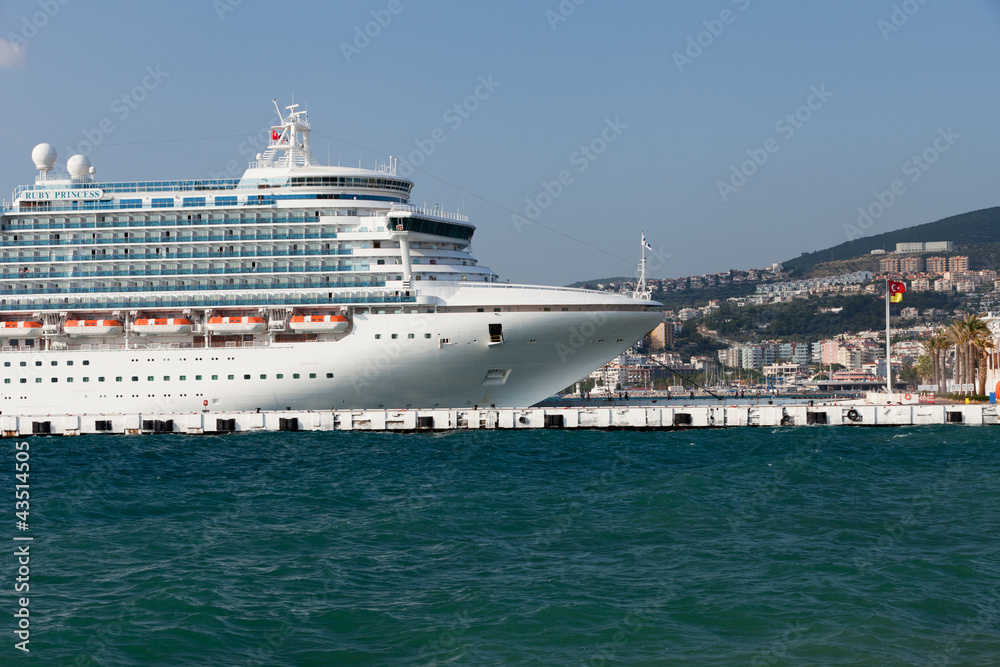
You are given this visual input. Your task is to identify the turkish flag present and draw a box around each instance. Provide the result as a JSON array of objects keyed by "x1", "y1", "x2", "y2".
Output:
[{"x1": 271, "y1": 130, "x2": 280, "y2": 141}]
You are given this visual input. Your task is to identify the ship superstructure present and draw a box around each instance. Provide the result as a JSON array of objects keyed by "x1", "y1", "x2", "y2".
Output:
[{"x1": 0, "y1": 103, "x2": 660, "y2": 414}]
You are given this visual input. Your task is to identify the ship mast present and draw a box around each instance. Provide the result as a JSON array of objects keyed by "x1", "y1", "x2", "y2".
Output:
[{"x1": 633, "y1": 232, "x2": 652, "y2": 300}]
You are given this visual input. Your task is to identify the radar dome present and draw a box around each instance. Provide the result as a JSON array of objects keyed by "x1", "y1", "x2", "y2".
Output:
[
  {"x1": 31, "y1": 143, "x2": 57, "y2": 171},
  {"x1": 67, "y1": 154, "x2": 92, "y2": 179}
]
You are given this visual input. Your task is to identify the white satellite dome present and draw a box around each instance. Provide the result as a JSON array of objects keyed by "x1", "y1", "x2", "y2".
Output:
[
  {"x1": 31, "y1": 143, "x2": 57, "y2": 171},
  {"x1": 67, "y1": 154, "x2": 92, "y2": 179}
]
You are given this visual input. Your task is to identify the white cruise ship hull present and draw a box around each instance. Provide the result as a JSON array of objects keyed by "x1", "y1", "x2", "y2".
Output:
[{"x1": 4, "y1": 306, "x2": 658, "y2": 414}]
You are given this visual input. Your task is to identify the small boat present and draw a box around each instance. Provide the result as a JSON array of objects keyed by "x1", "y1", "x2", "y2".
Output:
[
  {"x1": 206, "y1": 315, "x2": 267, "y2": 334},
  {"x1": 289, "y1": 313, "x2": 350, "y2": 333},
  {"x1": 0, "y1": 320, "x2": 42, "y2": 338},
  {"x1": 132, "y1": 317, "x2": 193, "y2": 336},
  {"x1": 64, "y1": 319, "x2": 124, "y2": 337}
]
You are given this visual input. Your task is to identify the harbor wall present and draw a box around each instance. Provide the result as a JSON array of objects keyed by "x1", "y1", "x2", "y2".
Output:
[{"x1": 2, "y1": 403, "x2": 997, "y2": 435}]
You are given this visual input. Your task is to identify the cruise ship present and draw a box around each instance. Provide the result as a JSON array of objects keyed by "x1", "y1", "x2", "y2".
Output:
[{"x1": 0, "y1": 103, "x2": 660, "y2": 414}]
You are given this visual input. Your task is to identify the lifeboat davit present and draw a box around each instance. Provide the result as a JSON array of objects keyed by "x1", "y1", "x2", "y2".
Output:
[
  {"x1": 132, "y1": 317, "x2": 193, "y2": 336},
  {"x1": 64, "y1": 319, "x2": 124, "y2": 337},
  {"x1": 0, "y1": 321, "x2": 42, "y2": 339},
  {"x1": 289, "y1": 314, "x2": 350, "y2": 333},
  {"x1": 206, "y1": 316, "x2": 267, "y2": 334}
]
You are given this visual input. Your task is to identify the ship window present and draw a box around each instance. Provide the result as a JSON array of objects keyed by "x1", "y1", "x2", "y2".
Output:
[
  {"x1": 293, "y1": 373, "x2": 300, "y2": 379},
  {"x1": 326, "y1": 373, "x2": 333, "y2": 378},
  {"x1": 374, "y1": 334, "x2": 381, "y2": 339},
  {"x1": 99, "y1": 377, "x2": 105, "y2": 382},
  {"x1": 133, "y1": 376, "x2": 140, "y2": 382},
  {"x1": 116, "y1": 377, "x2": 122, "y2": 382},
  {"x1": 51, "y1": 361, "x2": 57, "y2": 366},
  {"x1": 2, "y1": 362, "x2": 7, "y2": 367},
  {"x1": 35, "y1": 378, "x2": 41, "y2": 383},
  {"x1": 308, "y1": 373, "x2": 316, "y2": 379},
  {"x1": 195, "y1": 375, "x2": 202, "y2": 380},
  {"x1": 19, "y1": 379, "x2": 25, "y2": 384},
  {"x1": 163, "y1": 376, "x2": 170, "y2": 381},
  {"x1": 3, "y1": 379, "x2": 8, "y2": 384},
  {"x1": 35, "y1": 361, "x2": 41, "y2": 366},
  {"x1": 228, "y1": 375, "x2": 234, "y2": 380},
  {"x1": 66, "y1": 378, "x2": 73, "y2": 383},
  {"x1": 425, "y1": 333, "x2": 431, "y2": 339},
  {"x1": 260, "y1": 374, "x2": 267, "y2": 379},
  {"x1": 83, "y1": 360, "x2": 89, "y2": 366},
  {"x1": 276, "y1": 373, "x2": 283, "y2": 379},
  {"x1": 543, "y1": 308, "x2": 550, "y2": 312},
  {"x1": 19, "y1": 362, "x2": 25, "y2": 367},
  {"x1": 67, "y1": 360, "x2": 73, "y2": 366},
  {"x1": 391, "y1": 334, "x2": 398, "y2": 339},
  {"x1": 180, "y1": 376, "x2": 186, "y2": 381},
  {"x1": 212, "y1": 375, "x2": 219, "y2": 380},
  {"x1": 83, "y1": 378, "x2": 89, "y2": 383}
]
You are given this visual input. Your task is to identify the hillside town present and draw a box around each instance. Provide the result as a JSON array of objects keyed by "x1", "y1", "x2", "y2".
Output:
[{"x1": 576, "y1": 242, "x2": 1000, "y2": 398}]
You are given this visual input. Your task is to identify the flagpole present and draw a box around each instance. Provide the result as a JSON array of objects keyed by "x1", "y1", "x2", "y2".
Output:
[{"x1": 885, "y1": 277, "x2": 891, "y2": 395}]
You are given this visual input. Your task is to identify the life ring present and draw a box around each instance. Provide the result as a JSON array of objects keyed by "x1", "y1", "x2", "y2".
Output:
[
  {"x1": 904, "y1": 393, "x2": 912, "y2": 401},
  {"x1": 846, "y1": 408, "x2": 861, "y2": 422},
  {"x1": 395, "y1": 224, "x2": 404, "y2": 231}
]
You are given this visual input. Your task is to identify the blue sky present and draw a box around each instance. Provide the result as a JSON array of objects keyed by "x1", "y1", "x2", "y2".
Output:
[{"x1": 0, "y1": 0, "x2": 997, "y2": 285}]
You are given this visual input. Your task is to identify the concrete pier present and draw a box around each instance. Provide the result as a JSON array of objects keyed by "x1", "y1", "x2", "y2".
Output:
[{"x1": 2, "y1": 403, "x2": 997, "y2": 436}]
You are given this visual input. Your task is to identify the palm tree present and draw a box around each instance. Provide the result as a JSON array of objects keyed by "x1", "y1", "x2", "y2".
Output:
[
  {"x1": 922, "y1": 333, "x2": 949, "y2": 391},
  {"x1": 945, "y1": 321, "x2": 969, "y2": 394},
  {"x1": 973, "y1": 336, "x2": 996, "y2": 397},
  {"x1": 945, "y1": 315, "x2": 991, "y2": 395},
  {"x1": 965, "y1": 315, "x2": 991, "y2": 395}
]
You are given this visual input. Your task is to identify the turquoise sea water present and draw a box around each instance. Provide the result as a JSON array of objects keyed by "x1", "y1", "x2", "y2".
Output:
[{"x1": 7, "y1": 427, "x2": 1000, "y2": 665}]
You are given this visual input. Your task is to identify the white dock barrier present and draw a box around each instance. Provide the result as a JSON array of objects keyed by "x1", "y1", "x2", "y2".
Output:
[{"x1": 2, "y1": 403, "x2": 997, "y2": 436}]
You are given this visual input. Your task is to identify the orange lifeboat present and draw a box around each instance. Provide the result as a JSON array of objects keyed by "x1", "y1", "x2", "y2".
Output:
[
  {"x1": 132, "y1": 317, "x2": 193, "y2": 336},
  {"x1": 64, "y1": 319, "x2": 124, "y2": 337},
  {"x1": 0, "y1": 321, "x2": 42, "y2": 339},
  {"x1": 206, "y1": 315, "x2": 267, "y2": 334},
  {"x1": 289, "y1": 314, "x2": 350, "y2": 333}
]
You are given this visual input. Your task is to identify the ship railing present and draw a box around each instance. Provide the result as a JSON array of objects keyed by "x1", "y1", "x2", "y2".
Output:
[
  {"x1": 0, "y1": 216, "x2": 324, "y2": 232},
  {"x1": 389, "y1": 203, "x2": 469, "y2": 222},
  {"x1": 0, "y1": 338, "x2": 365, "y2": 354}
]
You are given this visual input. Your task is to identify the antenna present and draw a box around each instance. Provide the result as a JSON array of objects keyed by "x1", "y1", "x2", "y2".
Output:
[{"x1": 272, "y1": 98, "x2": 283, "y2": 123}]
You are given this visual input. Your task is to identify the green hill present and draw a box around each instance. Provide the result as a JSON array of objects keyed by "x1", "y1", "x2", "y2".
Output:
[{"x1": 782, "y1": 206, "x2": 1000, "y2": 275}]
